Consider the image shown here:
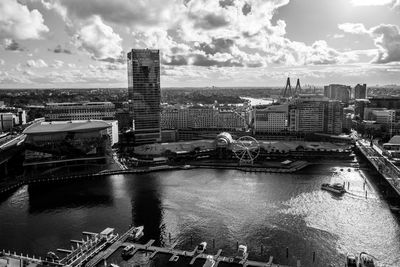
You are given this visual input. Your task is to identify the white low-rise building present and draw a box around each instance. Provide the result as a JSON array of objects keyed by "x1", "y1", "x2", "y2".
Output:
[{"x1": 45, "y1": 102, "x2": 115, "y2": 121}]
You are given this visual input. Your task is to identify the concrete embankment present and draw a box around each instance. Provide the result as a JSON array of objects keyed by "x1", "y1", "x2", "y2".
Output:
[{"x1": 190, "y1": 160, "x2": 309, "y2": 173}]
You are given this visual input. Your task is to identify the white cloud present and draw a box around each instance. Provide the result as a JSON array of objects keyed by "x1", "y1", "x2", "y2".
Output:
[
  {"x1": 0, "y1": 59, "x2": 4, "y2": 65},
  {"x1": 32, "y1": 0, "x2": 353, "y2": 68},
  {"x1": 75, "y1": 16, "x2": 122, "y2": 60},
  {"x1": 0, "y1": 71, "x2": 33, "y2": 84},
  {"x1": 26, "y1": 59, "x2": 48, "y2": 68},
  {"x1": 127, "y1": 0, "x2": 353, "y2": 68},
  {"x1": 0, "y1": 0, "x2": 49, "y2": 40},
  {"x1": 39, "y1": 0, "x2": 68, "y2": 20},
  {"x1": 333, "y1": 34, "x2": 345, "y2": 39},
  {"x1": 338, "y1": 22, "x2": 400, "y2": 63},
  {"x1": 51, "y1": 60, "x2": 64, "y2": 68},
  {"x1": 394, "y1": 0, "x2": 400, "y2": 10},
  {"x1": 338, "y1": 23, "x2": 368, "y2": 34}
]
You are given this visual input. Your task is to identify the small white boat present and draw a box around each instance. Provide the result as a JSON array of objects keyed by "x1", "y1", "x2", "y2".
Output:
[
  {"x1": 233, "y1": 245, "x2": 248, "y2": 263},
  {"x1": 196, "y1": 242, "x2": 207, "y2": 254},
  {"x1": 122, "y1": 244, "x2": 135, "y2": 258},
  {"x1": 358, "y1": 252, "x2": 375, "y2": 267},
  {"x1": 321, "y1": 183, "x2": 346, "y2": 194},
  {"x1": 345, "y1": 253, "x2": 357, "y2": 267},
  {"x1": 128, "y1": 226, "x2": 144, "y2": 241},
  {"x1": 202, "y1": 255, "x2": 215, "y2": 267}
]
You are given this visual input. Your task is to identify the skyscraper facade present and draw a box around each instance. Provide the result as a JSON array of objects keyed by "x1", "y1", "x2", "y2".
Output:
[
  {"x1": 354, "y1": 84, "x2": 367, "y2": 99},
  {"x1": 289, "y1": 95, "x2": 343, "y2": 134},
  {"x1": 127, "y1": 49, "x2": 161, "y2": 145},
  {"x1": 324, "y1": 100, "x2": 343, "y2": 135},
  {"x1": 324, "y1": 84, "x2": 351, "y2": 104},
  {"x1": 161, "y1": 106, "x2": 248, "y2": 131}
]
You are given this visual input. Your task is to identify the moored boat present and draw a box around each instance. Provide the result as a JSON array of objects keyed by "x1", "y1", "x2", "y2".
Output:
[
  {"x1": 127, "y1": 226, "x2": 144, "y2": 241},
  {"x1": 358, "y1": 252, "x2": 375, "y2": 267},
  {"x1": 202, "y1": 255, "x2": 215, "y2": 267},
  {"x1": 196, "y1": 242, "x2": 207, "y2": 254},
  {"x1": 321, "y1": 183, "x2": 346, "y2": 194},
  {"x1": 122, "y1": 244, "x2": 135, "y2": 258},
  {"x1": 233, "y1": 244, "x2": 248, "y2": 263},
  {"x1": 345, "y1": 253, "x2": 357, "y2": 267}
]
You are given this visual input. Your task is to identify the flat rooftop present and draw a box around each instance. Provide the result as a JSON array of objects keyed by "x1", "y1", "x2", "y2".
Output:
[
  {"x1": 46, "y1": 102, "x2": 113, "y2": 106},
  {"x1": 23, "y1": 120, "x2": 111, "y2": 134}
]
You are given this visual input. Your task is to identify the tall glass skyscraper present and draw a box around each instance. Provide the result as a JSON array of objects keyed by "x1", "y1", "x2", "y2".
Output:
[{"x1": 127, "y1": 49, "x2": 161, "y2": 145}]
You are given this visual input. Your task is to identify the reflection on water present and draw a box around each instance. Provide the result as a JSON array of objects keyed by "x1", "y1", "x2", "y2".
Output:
[
  {"x1": 28, "y1": 179, "x2": 114, "y2": 214},
  {"x1": 240, "y1": 97, "x2": 274, "y2": 106},
  {"x1": 130, "y1": 173, "x2": 164, "y2": 245},
  {"x1": 0, "y1": 164, "x2": 399, "y2": 266}
]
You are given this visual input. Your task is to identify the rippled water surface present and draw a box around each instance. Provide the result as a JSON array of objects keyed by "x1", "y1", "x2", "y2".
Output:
[{"x1": 0, "y1": 163, "x2": 399, "y2": 266}]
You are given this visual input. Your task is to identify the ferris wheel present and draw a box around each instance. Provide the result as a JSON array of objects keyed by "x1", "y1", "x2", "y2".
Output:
[{"x1": 232, "y1": 136, "x2": 260, "y2": 165}]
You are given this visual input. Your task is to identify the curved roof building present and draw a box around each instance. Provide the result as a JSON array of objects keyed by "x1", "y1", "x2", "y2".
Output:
[
  {"x1": 23, "y1": 120, "x2": 110, "y2": 134},
  {"x1": 216, "y1": 132, "x2": 234, "y2": 147}
]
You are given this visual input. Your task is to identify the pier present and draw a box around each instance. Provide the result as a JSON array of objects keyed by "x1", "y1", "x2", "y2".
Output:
[
  {"x1": 356, "y1": 139, "x2": 400, "y2": 198},
  {"x1": 113, "y1": 241, "x2": 286, "y2": 267},
  {"x1": 0, "y1": 226, "x2": 293, "y2": 267}
]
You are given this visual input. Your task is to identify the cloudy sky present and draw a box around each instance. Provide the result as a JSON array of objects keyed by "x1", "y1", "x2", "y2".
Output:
[{"x1": 0, "y1": 0, "x2": 399, "y2": 88}]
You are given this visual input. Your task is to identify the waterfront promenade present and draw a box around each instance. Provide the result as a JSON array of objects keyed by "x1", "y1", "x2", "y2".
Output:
[
  {"x1": 0, "y1": 160, "x2": 309, "y2": 195},
  {"x1": 356, "y1": 139, "x2": 400, "y2": 197}
]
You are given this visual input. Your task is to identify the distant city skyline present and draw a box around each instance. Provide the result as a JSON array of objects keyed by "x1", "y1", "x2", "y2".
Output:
[{"x1": 0, "y1": 0, "x2": 400, "y2": 88}]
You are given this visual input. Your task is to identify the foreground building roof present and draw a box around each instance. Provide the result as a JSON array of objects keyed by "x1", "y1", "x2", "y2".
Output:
[
  {"x1": 388, "y1": 135, "x2": 400, "y2": 145},
  {"x1": 23, "y1": 120, "x2": 110, "y2": 134}
]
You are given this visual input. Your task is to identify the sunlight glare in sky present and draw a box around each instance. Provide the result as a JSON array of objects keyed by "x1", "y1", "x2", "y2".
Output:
[{"x1": 350, "y1": 0, "x2": 394, "y2": 6}]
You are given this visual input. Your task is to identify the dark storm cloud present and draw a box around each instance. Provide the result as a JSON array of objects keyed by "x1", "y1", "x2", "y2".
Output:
[
  {"x1": 105, "y1": 63, "x2": 126, "y2": 70},
  {"x1": 242, "y1": 2, "x2": 252, "y2": 15},
  {"x1": 4, "y1": 39, "x2": 24, "y2": 51},
  {"x1": 247, "y1": 62, "x2": 263, "y2": 67},
  {"x1": 219, "y1": 0, "x2": 235, "y2": 8},
  {"x1": 51, "y1": 44, "x2": 71, "y2": 54},
  {"x1": 99, "y1": 57, "x2": 125, "y2": 64},
  {"x1": 183, "y1": 0, "x2": 192, "y2": 7},
  {"x1": 308, "y1": 58, "x2": 339, "y2": 65},
  {"x1": 57, "y1": 0, "x2": 172, "y2": 26},
  {"x1": 242, "y1": 31, "x2": 258, "y2": 38},
  {"x1": 197, "y1": 38, "x2": 235, "y2": 55},
  {"x1": 163, "y1": 52, "x2": 244, "y2": 67},
  {"x1": 163, "y1": 55, "x2": 189, "y2": 66},
  {"x1": 191, "y1": 54, "x2": 244, "y2": 67},
  {"x1": 272, "y1": 54, "x2": 289, "y2": 64},
  {"x1": 98, "y1": 51, "x2": 126, "y2": 64},
  {"x1": 192, "y1": 13, "x2": 230, "y2": 30}
]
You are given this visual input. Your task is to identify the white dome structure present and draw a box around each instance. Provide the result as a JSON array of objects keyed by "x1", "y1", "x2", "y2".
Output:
[{"x1": 216, "y1": 132, "x2": 234, "y2": 147}]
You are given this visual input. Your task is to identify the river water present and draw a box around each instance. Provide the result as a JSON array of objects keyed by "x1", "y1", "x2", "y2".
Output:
[
  {"x1": 240, "y1": 97, "x2": 274, "y2": 106},
  {"x1": 0, "y1": 162, "x2": 399, "y2": 266}
]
